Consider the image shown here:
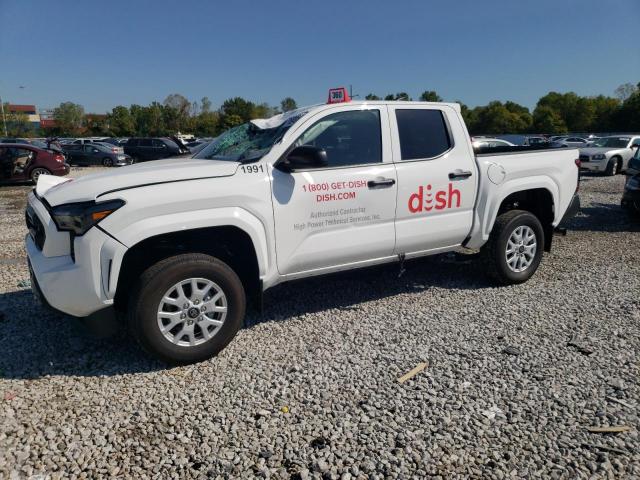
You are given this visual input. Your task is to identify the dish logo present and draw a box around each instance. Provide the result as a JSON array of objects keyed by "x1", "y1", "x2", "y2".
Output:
[{"x1": 408, "y1": 183, "x2": 461, "y2": 213}]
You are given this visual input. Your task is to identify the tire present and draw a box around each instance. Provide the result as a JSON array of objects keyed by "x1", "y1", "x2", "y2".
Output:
[
  {"x1": 102, "y1": 157, "x2": 114, "y2": 167},
  {"x1": 128, "y1": 253, "x2": 246, "y2": 364},
  {"x1": 605, "y1": 157, "x2": 620, "y2": 176},
  {"x1": 481, "y1": 210, "x2": 545, "y2": 285},
  {"x1": 30, "y1": 167, "x2": 51, "y2": 184}
]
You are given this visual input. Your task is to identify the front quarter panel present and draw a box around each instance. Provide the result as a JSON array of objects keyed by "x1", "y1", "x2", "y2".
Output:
[{"x1": 98, "y1": 167, "x2": 275, "y2": 281}]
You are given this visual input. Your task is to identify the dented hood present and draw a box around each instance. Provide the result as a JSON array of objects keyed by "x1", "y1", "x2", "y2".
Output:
[{"x1": 39, "y1": 158, "x2": 239, "y2": 206}]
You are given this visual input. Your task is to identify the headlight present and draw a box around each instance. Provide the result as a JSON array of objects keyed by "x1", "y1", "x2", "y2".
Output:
[
  {"x1": 50, "y1": 199, "x2": 125, "y2": 235},
  {"x1": 592, "y1": 154, "x2": 606, "y2": 160}
]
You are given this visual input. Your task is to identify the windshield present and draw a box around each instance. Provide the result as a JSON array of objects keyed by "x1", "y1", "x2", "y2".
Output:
[
  {"x1": 195, "y1": 122, "x2": 292, "y2": 162},
  {"x1": 195, "y1": 107, "x2": 313, "y2": 162},
  {"x1": 592, "y1": 137, "x2": 630, "y2": 148}
]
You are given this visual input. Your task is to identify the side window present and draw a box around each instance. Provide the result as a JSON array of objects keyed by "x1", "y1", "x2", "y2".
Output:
[
  {"x1": 83, "y1": 145, "x2": 95, "y2": 153},
  {"x1": 631, "y1": 138, "x2": 640, "y2": 147},
  {"x1": 126, "y1": 138, "x2": 138, "y2": 146},
  {"x1": 152, "y1": 139, "x2": 164, "y2": 148},
  {"x1": 396, "y1": 109, "x2": 451, "y2": 160},
  {"x1": 294, "y1": 109, "x2": 382, "y2": 168},
  {"x1": 139, "y1": 139, "x2": 152, "y2": 147}
]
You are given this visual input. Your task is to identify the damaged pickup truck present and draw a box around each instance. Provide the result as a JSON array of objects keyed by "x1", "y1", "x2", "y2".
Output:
[{"x1": 25, "y1": 89, "x2": 580, "y2": 363}]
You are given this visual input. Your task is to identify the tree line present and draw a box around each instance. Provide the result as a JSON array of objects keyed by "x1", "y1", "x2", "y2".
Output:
[
  {"x1": 365, "y1": 83, "x2": 640, "y2": 135},
  {"x1": 4, "y1": 82, "x2": 639, "y2": 138}
]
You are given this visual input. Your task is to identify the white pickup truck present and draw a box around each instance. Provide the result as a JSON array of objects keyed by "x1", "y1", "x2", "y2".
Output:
[{"x1": 25, "y1": 91, "x2": 580, "y2": 363}]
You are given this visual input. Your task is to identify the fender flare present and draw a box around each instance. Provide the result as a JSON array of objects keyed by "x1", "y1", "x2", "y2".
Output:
[
  {"x1": 484, "y1": 176, "x2": 558, "y2": 237},
  {"x1": 102, "y1": 207, "x2": 271, "y2": 298}
]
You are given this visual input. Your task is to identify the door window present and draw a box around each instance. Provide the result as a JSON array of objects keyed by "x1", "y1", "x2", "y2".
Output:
[
  {"x1": 139, "y1": 139, "x2": 152, "y2": 147},
  {"x1": 152, "y1": 139, "x2": 165, "y2": 148},
  {"x1": 9, "y1": 148, "x2": 34, "y2": 174},
  {"x1": 395, "y1": 109, "x2": 451, "y2": 160},
  {"x1": 293, "y1": 110, "x2": 382, "y2": 168}
]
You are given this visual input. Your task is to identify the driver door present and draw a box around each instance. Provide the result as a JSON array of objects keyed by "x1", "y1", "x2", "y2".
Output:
[{"x1": 271, "y1": 106, "x2": 397, "y2": 275}]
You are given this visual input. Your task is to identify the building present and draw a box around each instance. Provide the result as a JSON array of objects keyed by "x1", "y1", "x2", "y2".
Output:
[{"x1": 7, "y1": 104, "x2": 41, "y2": 128}]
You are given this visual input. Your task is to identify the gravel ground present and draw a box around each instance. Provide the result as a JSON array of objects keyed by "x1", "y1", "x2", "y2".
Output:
[{"x1": 0, "y1": 169, "x2": 638, "y2": 479}]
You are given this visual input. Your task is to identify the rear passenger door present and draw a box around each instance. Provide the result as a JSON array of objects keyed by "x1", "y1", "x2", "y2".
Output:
[{"x1": 389, "y1": 105, "x2": 477, "y2": 256}]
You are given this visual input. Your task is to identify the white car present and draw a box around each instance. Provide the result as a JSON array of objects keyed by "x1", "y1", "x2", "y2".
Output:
[
  {"x1": 579, "y1": 135, "x2": 640, "y2": 175},
  {"x1": 25, "y1": 91, "x2": 581, "y2": 363},
  {"x1": 552, "y1": 137, "x2": 589, "y2": 148},
  {"x1": 472, "y1": 138, "x2": 515, "y2": 149}
]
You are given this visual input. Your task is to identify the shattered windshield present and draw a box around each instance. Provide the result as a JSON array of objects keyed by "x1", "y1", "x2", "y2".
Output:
[{"x1": 195, "y1": 107, "x2": 312, "y2": 162}]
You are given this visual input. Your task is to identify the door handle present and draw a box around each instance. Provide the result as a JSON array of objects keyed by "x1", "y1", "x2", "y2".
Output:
[
  {"x1": 448, "y1": 169, "x2": 473, "y2": 180},
  {"x1": 367, "y1": 178, "x2": 396, "y2": 189}
]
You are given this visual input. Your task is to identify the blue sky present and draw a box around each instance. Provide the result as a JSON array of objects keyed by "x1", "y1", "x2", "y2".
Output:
[{"x1": 1, "y1": 0, "x2": 638, "y2": 113}]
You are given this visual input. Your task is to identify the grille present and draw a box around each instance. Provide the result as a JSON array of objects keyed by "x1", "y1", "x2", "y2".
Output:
[
  {"x1": 25, "y1": 205, "x2": 46, "y2": 250},
  {"x1": 579, "y1": 154, "x2": 590, "y2": 162}
]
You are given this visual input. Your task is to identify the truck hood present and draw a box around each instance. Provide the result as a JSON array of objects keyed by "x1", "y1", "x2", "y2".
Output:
[
  {"x1": 580, "y1": 147, "x2": 620, "y2": 156},
  {"x1": 39, "y1": 158, "x2": 239, "y2": 206}
]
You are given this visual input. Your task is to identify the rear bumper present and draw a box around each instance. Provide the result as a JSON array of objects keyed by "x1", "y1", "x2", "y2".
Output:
[{"x1": 559, "y1": 194, "x2": 580, "y2": 225}]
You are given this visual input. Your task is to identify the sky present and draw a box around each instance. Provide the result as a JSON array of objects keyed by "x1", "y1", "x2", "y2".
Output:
[{"x1": 1, "y1": 0, "x2": 639, "y2": 114}]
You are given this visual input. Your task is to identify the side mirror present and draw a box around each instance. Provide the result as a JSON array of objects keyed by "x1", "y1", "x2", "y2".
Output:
[{"x1": 277, "y1": 145, "x2": 328, "y2": 172}]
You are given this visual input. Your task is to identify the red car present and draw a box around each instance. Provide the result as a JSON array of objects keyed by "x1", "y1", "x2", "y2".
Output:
[{"x1": 0, "y1": 143, "x2": 70, "y2": 184}]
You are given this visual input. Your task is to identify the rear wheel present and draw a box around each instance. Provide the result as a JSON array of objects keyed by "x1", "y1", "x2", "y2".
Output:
[
  {"x1": 102, "y1": 157, "x2": 114, "y2": 167},
  {"x1": 481, "y1": 210, "x2": 544, "y2": 285},
  {"x1": 30, "y1": 168, "x2": 50, "y2": 184},
  {"x1": 128, "y1": 253, "x2": 246, "y2": 364},
  {"x1": 605, "y1": 157, "x2": 620, "y2": 176}
]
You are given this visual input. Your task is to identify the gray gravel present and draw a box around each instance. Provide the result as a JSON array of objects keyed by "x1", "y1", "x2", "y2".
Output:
[{"x1": 1, "y1": 169, "x2": 639, "y2": 479}]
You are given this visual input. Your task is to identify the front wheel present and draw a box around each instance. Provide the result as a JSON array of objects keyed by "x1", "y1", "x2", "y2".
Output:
[
  {"x1": 128, "y1": 253, "x2": 246, "y2": 364},
  {"x1": 102, "y1": 157, "x2": 114, "y2": 167},
  {"x1": 481, "y1": 210, "x2": 544, "y2": 285},
  {"x1": 30, "y1": 167, "x2": 50, "y2": 184},
  {"x1": 605, "y1": 157, "x2": 619, "y2": 176}
]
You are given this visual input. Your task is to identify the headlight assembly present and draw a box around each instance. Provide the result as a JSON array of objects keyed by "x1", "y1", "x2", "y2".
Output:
[
  {"x1": 592, "y1": 154, "x2": 606, "y2": 160},
  {"x1": 50, "y1": 199, "x2": 125, "y2": 235}
]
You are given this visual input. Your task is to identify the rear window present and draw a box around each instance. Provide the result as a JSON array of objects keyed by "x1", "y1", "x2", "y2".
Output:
[
  {"x1": 126, "y1": 138, "x2": 138, "y2": 146},
  {"x1": 395, "y1": 109, "x2": 451, "y2": 160}
]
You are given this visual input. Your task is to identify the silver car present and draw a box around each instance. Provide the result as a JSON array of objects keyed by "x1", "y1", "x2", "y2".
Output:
[
  {"x1": 579, "y1": 135, "x2": 640, "y2": 175},
  {"x1": 552, "y1": 136, "x2": 589, "y2": 148}
]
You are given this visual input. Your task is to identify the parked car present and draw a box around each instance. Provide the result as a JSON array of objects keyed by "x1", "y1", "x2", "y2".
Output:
[
  {"x1": 524, "y1": 136, "x2": 548, "y2": 146},
  {"x1": 124, "y1": 137, "x2": 183, "y2": 161},
  {"x1": 472, "y1": 138, "x2": 516, "y2": 149},
  {"x1": 26, "y1": 94, "x2": 580, "y2": 363},
  {"x1": 63, "y1": 143, "x2": 132, "y2": 167},
  {"x1": 579, "y1": 135, "x2": 640, "y2": 175},
  {"x1": 551, "y1": 137, "x2": 588, "y2": 148},
  {"x1": 1, "y1": 138, "x2": 31, "y2": 145},
  {"x1": 621, "y1": 146, "x2": 640, "y2": 216},
  {"x1": 0, "y1": 143, "x2": 69, "y2": 183}
]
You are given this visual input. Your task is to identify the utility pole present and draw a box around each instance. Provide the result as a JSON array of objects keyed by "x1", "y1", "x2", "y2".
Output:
[{"x1": 0, "y1": 95, "x2": 7, "y2": 137}]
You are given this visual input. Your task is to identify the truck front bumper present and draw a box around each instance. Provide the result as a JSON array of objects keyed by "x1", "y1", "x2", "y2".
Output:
[{"x1": 26, "y1": 233, "x2": 114, "y2": 318}]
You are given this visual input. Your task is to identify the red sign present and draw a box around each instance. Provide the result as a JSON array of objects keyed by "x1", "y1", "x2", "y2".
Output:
[{"x1": 327, "y1": 87, "x2": 351, "y2": 104}]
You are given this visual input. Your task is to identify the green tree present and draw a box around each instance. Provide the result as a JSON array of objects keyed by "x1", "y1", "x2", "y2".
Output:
[
  {"x1": 53, "y1": 101, "x2": 85, "y2": 135},
  {"x1": 419, "y1": 90, "x2": 442, "y2": 102},
  {"x1": 108, "y1": 106, "x2": 135, "y2": 136},
  {"x1": 614, "y1": 82, "x2": 638, "y2": 102},
  {"x1": 194, "y1": 111, "x2": 220, "y2": 136},
  {"x1": 612, "y1": 90, "x2": 640, "y2": 132},
  {"x1": 280, "y1": 97, "x2": 297, "y2": 112},
  {"x1": 384, "y1": 92, "x2": 411, "y2": 101},
  {"x1": 472, "y1": 101, "x2": 531, "y2": 134},
  {"x1": 364, "y1": 93, "x2": 381, "y2": 100},
  {"x1": 532, "y1": 105, "x2": 567, "y2": 133},
  {"x1": 220, "y1": 97, "x2": 255, "y2": 124},
  {"x1": 252, "y1": 103, "x2": 278, "y2": 119},
  {"x1": 220, "y1": 113, "x2": 243, "y2": 131},
  {"x1": 200, "y1": 96, "x2": 212, "y2": 113}
]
